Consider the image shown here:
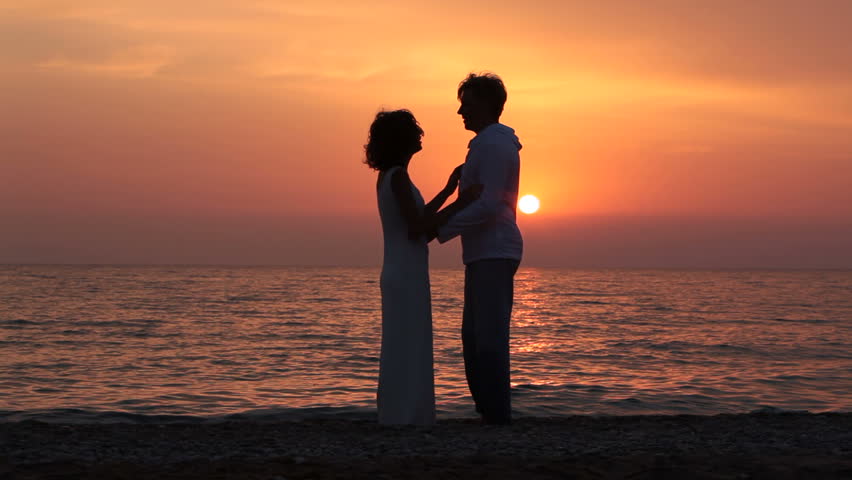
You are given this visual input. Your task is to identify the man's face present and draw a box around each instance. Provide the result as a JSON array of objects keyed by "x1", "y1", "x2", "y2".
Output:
[{"x1": 457, "y1": 90, "x2": 491, "y2": 133}]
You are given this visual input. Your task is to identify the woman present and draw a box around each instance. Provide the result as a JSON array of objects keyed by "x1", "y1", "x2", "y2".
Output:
[{"x1": 364, "y1": 109, "x2": 479, "y2": 425}]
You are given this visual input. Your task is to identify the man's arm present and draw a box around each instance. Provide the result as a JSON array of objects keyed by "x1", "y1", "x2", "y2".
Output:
[{"x1": 437, "y1": 142, "x2": 516, "y2": 243}]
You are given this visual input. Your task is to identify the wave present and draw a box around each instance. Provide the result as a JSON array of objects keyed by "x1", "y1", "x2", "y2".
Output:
[
  {"x1": 0, "y1": 319, "x2": 40, "y2": 326},
  {"x1": 0, "y1": 406, "x2": 379, "y2": 424},
  {"x1": 0, "y1": 398, "x2": 840, "y2": 425}
]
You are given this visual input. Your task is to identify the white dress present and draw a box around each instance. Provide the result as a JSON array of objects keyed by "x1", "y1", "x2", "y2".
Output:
[{"x1": 376, "y1": 166, "x2": 436, "y2": 425}]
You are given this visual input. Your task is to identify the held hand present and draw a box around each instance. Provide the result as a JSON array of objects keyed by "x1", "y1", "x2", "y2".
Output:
[
  {"x1": 459, "y1": 183, "x2": 483, "y2": 204},
  {"x1": 444, "y1": 164, "x2": 464, "y2": 193}
]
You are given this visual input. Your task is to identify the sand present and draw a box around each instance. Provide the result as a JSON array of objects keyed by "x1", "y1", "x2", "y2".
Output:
[{"x1": 3, "y1": 412, "x2": 852, "y2": 479}]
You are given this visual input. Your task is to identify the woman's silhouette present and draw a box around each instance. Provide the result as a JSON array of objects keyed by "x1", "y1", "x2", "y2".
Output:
[{"x1": 365, "y1": 109, "x2": 479, "y2": 425}]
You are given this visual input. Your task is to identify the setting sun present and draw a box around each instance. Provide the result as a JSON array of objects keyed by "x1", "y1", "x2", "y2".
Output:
[{"x1": 518, "y1": 195, "x2": 540, "y2": 214}]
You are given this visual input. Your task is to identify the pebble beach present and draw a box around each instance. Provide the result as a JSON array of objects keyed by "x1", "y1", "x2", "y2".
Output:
[{"x1": 4, "y1": 412, "x2": 852, "y2": 479}]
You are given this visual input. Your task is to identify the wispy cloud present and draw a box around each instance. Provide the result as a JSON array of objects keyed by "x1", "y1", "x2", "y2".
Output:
[{"x1": 36, "y1": 44, "x2": 175, "y2": 77}]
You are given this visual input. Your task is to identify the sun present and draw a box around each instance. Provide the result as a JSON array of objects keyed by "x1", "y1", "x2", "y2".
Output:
[{"x1": 518, "y1": 194, "x2": 540, "y2": 214}]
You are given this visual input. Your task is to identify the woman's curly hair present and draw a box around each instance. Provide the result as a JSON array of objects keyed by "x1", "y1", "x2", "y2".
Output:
[{"x1": 364, "y1": 109, "x2": 424, "y2": 171}]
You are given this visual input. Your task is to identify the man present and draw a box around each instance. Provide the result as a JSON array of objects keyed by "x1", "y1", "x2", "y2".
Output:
[{"x1": 436, "y1": 72, "x2": 523, "y2": 425}]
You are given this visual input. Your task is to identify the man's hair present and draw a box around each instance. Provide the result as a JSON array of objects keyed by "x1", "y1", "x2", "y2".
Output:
[
  {"x1": 457, "y1": 72, "x2": 507, "y2": 118},
  {"x1": 364, "y1": 109, "x2": 423, "y2": 171}
]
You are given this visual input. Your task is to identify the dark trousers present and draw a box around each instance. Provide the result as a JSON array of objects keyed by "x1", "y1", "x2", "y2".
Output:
[{"x1": 462, "y1": 258, "x2": 519, "y2": 424}]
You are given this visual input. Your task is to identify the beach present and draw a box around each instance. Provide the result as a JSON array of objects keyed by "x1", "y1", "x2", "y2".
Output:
[{"x1": 4, "y1": 412, "x2": 852, "y2": 479}]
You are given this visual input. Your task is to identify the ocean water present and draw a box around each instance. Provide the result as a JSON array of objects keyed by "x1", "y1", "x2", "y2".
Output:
[{"x1": 1, "y1": 265, "x2": 851, "y2": 423}]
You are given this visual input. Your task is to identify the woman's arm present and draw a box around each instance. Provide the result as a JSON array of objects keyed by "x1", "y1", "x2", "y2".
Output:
[
  {"x1": 423, "y1": 164, "x2": 464, "y2": 216},
  {"x1": 424, "y1": 184, "x2": 483, "y2": 243},
  {"x1": 391, "y1": 167, "x2": 481, "y2": 242}
]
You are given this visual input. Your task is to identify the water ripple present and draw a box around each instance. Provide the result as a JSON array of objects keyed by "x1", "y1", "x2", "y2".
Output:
[{"x1": 0, "y1": 266, "x2": 850, "y2": 421}]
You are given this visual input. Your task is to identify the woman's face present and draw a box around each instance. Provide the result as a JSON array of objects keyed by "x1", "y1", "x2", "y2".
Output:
[{"x1": 410, "y1": 123, "x2": 424, "y2": 154}]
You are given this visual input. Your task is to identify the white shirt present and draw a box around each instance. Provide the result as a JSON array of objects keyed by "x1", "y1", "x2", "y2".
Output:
[{"x1": 438, "y1": 123, "x2": 523, "y2": 264}]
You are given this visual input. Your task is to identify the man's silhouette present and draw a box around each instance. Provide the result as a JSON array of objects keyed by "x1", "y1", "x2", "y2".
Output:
[{"x1": 435, "y1": 72, "x2": 523, "y2": 425}]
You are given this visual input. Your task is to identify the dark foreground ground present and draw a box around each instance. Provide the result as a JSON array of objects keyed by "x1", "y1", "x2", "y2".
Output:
[{"x1": 3, "y1": 413, "x2": 852, "y2": 479}]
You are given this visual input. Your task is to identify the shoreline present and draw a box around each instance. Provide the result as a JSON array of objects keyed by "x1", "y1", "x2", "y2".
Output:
[{"x1": 4, "y1": 412, "x2": 852, "y2": 478}]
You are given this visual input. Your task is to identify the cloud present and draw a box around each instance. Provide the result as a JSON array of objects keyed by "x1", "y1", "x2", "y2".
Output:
[
  {"x1": 0, "y1": 1, "x2": 429, "y2": 83},
  {"x1": 0, "y1": 14, "x2": 139, "y2": 65},
  {"x1": 6, "y1": 0, "x2": 852, "y2": 88},
  {"x1": 35, "y1": 44, "x2": 176, "y2": 77}
]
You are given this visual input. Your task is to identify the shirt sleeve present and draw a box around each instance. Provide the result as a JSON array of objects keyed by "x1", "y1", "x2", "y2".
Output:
[{"x1": 437, "y1": 141, "x2": 515, "y2": 243}]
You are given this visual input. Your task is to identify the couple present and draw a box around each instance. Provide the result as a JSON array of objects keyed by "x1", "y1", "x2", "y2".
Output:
[{"x1": 365, "y1": 72, "x2": 523, "y2": 426}]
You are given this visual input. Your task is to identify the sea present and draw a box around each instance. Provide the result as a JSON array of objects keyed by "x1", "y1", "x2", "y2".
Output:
[{"x1": 1, "y1": 265, "x2": 851, "y2": 423}]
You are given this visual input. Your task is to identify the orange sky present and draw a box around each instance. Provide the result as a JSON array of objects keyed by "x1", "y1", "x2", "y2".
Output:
[{"x1": 2, "y1": 1, "x2": 851, "y2": 267}]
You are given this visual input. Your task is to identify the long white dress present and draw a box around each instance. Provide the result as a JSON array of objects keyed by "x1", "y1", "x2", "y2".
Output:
[{"x1": 376, "y1": 166, "x2": 436, "y2": 425}]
